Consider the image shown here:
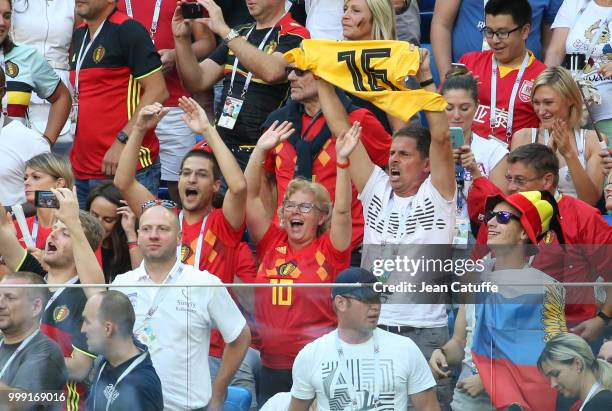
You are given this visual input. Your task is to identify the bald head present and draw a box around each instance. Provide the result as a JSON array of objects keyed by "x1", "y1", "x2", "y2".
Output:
[{"x1": 138, "y1": 205, "x2": 181, "y2": 264}]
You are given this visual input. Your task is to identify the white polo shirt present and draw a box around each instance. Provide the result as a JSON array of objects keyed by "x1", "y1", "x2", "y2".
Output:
[{"x1": 111, "y1": 260, "x2": 247, "y2": 411}]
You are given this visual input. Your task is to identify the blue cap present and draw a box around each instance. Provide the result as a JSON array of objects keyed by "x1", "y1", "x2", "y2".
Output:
[{"x1": 331, "y1": 267, "x2": 381, "y2": 302}]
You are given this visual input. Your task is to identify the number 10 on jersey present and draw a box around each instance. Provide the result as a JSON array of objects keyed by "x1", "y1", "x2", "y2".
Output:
[{"x1": 270, "y1": 279, "x2": 293, "y2": 305}]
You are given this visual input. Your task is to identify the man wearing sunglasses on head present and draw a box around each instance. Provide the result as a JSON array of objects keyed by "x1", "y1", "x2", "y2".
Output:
[
  {"x1": 259, "y1": 66, "x2": 391, "y2": 261},
  {"x1": 468, "y1": 143, "x2": 612, "y2": 351},
  {"x1": 113, "y1": 99, "x2": 259, "y2": 408}
]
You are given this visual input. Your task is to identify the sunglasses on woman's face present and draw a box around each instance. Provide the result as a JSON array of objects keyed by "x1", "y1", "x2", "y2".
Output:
[{"x1": 485, "y1": 210, "x2": 521, "y2": 225}]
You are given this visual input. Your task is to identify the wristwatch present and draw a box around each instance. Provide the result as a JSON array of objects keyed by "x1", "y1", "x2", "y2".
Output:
[
  {"x1": 116, "y1": 131, "x2": 129, "y2": 144},
  {"x1": 223, "y1": 28, "x2": 240, "y2": 45},
  {"x1": 597, "y1": 311, "x2": 611, "y2": 325}
]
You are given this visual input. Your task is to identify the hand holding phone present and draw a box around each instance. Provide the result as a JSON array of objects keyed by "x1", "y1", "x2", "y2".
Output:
[
  {"x1": 450, "y1": 127, "x2": 465, "y2": 149},
  {"x1": 34, "y1": 191, "x2": 59, "y2": 209},
  {"x1": 181, "y1": 2, "x2": 208, "y2": 19}
]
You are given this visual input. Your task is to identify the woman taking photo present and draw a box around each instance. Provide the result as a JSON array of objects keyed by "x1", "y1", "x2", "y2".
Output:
[
  {"x1": 512, "y1": 67, "x2": 605, "y2": 205},
  {"x1": 15, "y1": 152, "x2": 72, "y2": 250},
  {"x1": 539, "y1": 332, "x2": 612, "y2": 410},
  {"x1": 441, "y1": 65, "x2": 508, "y2": 226},
  {"x1": 85, "y1": 182, "x2": 141, "y2": 282},
  {"x1": 245, "y1": 120, "x2": 353, "y2": 404}
]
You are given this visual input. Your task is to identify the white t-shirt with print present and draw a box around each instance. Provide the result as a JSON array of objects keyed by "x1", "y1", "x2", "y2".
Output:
[
  {"x1": 111, "y1": 260, "x2": 246, "y2": 411},
  {"x1": 359, "y1": 167, "x2": 456, "y2": 328},
  {"x1": 291, "y1": 328, "x2": 436, "y2": 411},
  {"x1": 552, "y1": 0, "x2": 612, "y2": 122}
]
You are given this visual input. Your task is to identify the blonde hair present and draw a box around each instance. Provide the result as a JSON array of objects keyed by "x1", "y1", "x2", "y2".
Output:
[
  {"x1": 25, "y1": 152, "x2": 74, "y2": 190},
  {"x1": 344, "y1": 0, "x2": 396, "y2": 40},
  {"x1": 279, "y1": 178, "x2": 332, "y2": 237},
  {"x1": 532, "y1": 67, "x2": 584, "y2": 130},
  {"x1": 538, "y1": 333, "x2": 612, "y2": 390}
]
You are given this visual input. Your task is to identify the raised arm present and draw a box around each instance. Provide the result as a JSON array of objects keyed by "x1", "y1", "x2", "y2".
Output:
[
  {"x1": 198, "y1": 0, "x2": 288, "y2": 84},
  {"x1": 0, "y1": 205, "x2": 27, "y2": 270},
  {"x1": 418, "y1": 49, "x2": 455, "y2": 200},
  {"x1": 51, "y1": 187, "x2": 104, "y2": 298},
  {"x1": 179, "y1": 96, "x2": 247, "y2": 229},
  {"x1": 245, "y1": 121, "x2": 294, "y2": 243},
  {"x1": 430, "y1": 0, "x2": 461, "y2": 82},
  {"x1": 113, "y1": 104, "x2": 167, "y2": 218},
  {"x1": 544, "y1": 28, "x2": 568, "y2": 67},
  {"x1": 173, "y1": 3, "x2": 224, "y2": 92},
  {"x1": 330, "y1": 123, "x2": 357, "y2": 252}
]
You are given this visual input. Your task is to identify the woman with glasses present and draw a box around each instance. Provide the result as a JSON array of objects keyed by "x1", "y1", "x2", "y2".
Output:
[
  {"x1": 511, "y1": 67, "x2": 605, "y2": 205},
  {"x1": 545, "y1": 0, "x2": 612, "y2": 138},
  {"x1": 85, "y1": 182, "x2": 141, "y2": 283},
  {"x1": 14, "y1": 152, "x2": 73, "y2": 251},
  {"x1": 538, "y1": 332, "x2": 612, "y2": 411},
  {"x1": 245, "y1": 120, "x2": 353, "y2": 404}
]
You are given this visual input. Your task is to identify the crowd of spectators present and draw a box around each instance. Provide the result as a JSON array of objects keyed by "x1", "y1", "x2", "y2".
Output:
[{"x1": 0, "y1": 0, "x2": 611, "y2": 410}]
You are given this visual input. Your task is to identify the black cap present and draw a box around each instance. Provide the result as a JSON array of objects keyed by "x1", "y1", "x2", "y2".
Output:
[{"x1": 331, "y1": 267, "x2": 381, "y2": 303}]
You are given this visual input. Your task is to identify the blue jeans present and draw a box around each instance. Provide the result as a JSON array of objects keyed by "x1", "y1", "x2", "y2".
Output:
[{"x1": 75, "y1": 159, "x2": 161, "y2": 209}]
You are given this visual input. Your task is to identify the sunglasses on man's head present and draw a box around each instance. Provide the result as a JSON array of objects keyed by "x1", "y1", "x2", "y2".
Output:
[
  {"x1": 485, "y1": 210, "x2": 521, "y2": 225},
  {"x1": 141, "y1": 199, "x2": 178, "y2": 211},
  {"x1": 285, "y1": 66, "x2": 307, "y2": 77}
]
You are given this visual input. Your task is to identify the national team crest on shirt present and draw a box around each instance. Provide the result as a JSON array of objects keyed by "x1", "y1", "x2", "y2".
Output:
[
  {"x1": 53, "y1": 305, "x2": 70, "y2": 322},
  {"x1": 93, "y1": 45, "x2": 106, "y2": 64},
  {"x1": 277, "y1": 261, "x2": 297, "y2": 277},
  {"x1": 5, "y1": 62, "x2": 19, "y2": 78},
  {"x1": 519, "y1": 80, "x2": 534, "y2": 103},
  {"x1": 180, "y1": 244, "x2": 193, "y2": 263}
]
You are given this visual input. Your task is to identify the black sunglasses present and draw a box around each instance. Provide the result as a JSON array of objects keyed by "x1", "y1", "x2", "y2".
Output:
[
  {"x1": 141, "y1": 199, "x2": 178, "y2": 211},
  {"x1": 485, "y1": 210, "x2": 521, "y2": 225},
  {"x1": 285, "y1": 66, "x2": 307, "y2": 77}
]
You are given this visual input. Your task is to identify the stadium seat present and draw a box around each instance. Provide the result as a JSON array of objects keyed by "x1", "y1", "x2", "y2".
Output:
[{"x1": 224, "y1": 386, "x2": 252, "y2": 411}]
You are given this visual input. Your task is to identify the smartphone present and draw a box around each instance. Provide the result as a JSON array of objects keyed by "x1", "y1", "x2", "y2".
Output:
[
  {"x1": 450, "y1": 127, "x2": 465, "y2": 149},
  {"x1": 35, "y1": 190, "x2": 59, "y2": 209},
  {"x1": 181, "y1": 2, "x2": 207, "y2": 19}
]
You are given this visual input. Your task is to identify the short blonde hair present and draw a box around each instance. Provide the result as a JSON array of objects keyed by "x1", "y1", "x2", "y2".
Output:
[
  {"x1": 532, "y1": 67, "x2": 583, "y2": 130},
  {"x1": 25, "y1": 152, "x2": 74, "y2": 190},
  {"x1": 279, "y1": 178, "x2": 332, "y2": 237}
]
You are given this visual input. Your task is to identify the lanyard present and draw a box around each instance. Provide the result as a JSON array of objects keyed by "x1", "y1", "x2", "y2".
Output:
[
  {"x1": 228, "y1": 24, "x2": 277, "y2": 98},
  {"x1": 93, "y1": 351, "x2": 148, "y2": 411},
  {"x1": 124, "y1": 0, "x2": 163, "y2": 43},
  {"x1": 490, "y1": 52, "x2": 530, "y2": 138},
  {"x1": 138, "y1": 262, "x2": 183, "y2": 327},
  {"x1": 335, "y1": 332, "x2": 380, "y2": 410},
  {"x1": 381, "y1": 192, "x2": 413, "y2": 243},
  {"x1": 578, "y1": 382, "x2": 601, "y2": 411},
  {"x1": 44, "y1": 276, "x2": 79, "y2": 314},
  {"x1": 74, "y1": 20, "x2": 107, "y2": 102},
  {"x1": 177, "y1": 211, "x2": 208, "y2": 268},
  {"x1": 0, "y1": 330, "x2": 39, "y2": 379}
]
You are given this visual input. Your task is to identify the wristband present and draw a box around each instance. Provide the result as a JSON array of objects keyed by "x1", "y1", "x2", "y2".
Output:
[
  {"x1": 419, "y1": 78, "x2": 435, "y2": 88},
  {"x1": 42, "y1": 134, "x2": 54, "y2": 146},
  {"x1": 127, "y1": 241, "x2": 138, "y2": 250},
  {"x1": 597, "y1": 310, "x2": 611, "y2": 325},
  {"x1": 336, "y1": 159, "x2": 350, "y2": 169}
]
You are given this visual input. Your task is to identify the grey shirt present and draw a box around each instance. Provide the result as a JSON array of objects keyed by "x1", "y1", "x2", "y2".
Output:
[{"x1": 0, "y1": 331, "x2": 67, "y2": 411}]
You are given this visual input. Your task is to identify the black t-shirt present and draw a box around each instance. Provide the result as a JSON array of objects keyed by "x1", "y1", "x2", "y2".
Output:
[
  {"x1": 0, "y1": 332, "x2": 67, "y2": 411},
  {"x1": 583, "y1": 389, "x2": 612, "y2": 411},
  {"x1": 208, "y1": 13, "x2": 309, "y2": 146},
  {"x1": 88, "y1": 348, "x2": 163, "y2": 411}
]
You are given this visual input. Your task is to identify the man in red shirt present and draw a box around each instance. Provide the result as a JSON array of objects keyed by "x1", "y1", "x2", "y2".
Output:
[
  {"x1": 70, "y1": 0, "x2": 168, "y2": 207},
  {"x1": 261, "y1": 67, "x2": 391, "y2": 257},
  {"x1": 468, "y1": 143, "x2": 612, "y2": 344},
  {"x1": 116, "y1": 0, "x2": 216, "y2": 204},
  {"x1": 459, "y1": 0, "x2": 545, "y2": 146}
]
